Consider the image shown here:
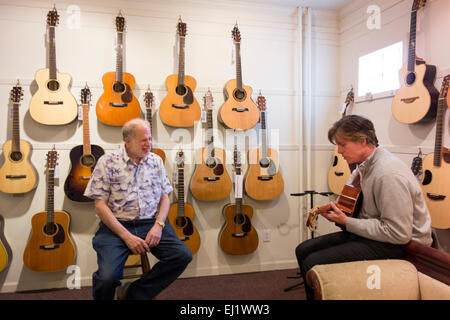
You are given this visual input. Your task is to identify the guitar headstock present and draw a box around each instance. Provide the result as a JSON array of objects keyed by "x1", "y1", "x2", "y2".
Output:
[
  {"x1": 345, "y1": 88, "x2": 354, "y2": 105},
  {"x1": 412, "y1": 0, "x2": 427, "y2": 11},
  {"x1": 144, "y1": 90, "x2": 154, "y2": 110},
  {"x1": 203, "y1": 89, "x2": 214, "y2": 110},
  {"x1": 232, "y1": 24, "x2": 241, "y2": 43},
  {"x1": 116, "y1": 12, "x2": 125, "y2": 32},
  {"x1": 46, "y1": 147, "x2": 58, "y2": 170},
  {"x1": 439, "y1": 75, "x2": 450, "y2": 99},
  {"x1": 10, "y1": 82, "x2": 23, "y2": 104},
  {"x1": 176, "y1": 150, "x2": 185, "y2": 168},
  {"x1": 177, "y1": 17, "x2": 187, "y2": 37},
  {"x1": 46, "y1": 7, "x2": 59, "y2": 27},
  {"x1": 81, "y1": 84, "x2": 91, "y2": 105},
  {"x1": 257, "y1": 94, "x2": 266, "y2": 112}
]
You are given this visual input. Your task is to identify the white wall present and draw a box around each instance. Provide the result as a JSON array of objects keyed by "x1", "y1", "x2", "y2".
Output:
[{"x1": 0, "y1": 0, "x2": 343, "y2": 293}]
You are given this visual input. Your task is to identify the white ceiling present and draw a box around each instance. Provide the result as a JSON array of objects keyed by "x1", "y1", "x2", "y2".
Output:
[{"x1": 234, "y1": 0, "x2": 352, "y2": 10}]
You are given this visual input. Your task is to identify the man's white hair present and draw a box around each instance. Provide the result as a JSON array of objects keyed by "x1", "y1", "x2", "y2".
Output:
[{"x1": 122, "y1": 118, "x2": 150, "y2": 140}]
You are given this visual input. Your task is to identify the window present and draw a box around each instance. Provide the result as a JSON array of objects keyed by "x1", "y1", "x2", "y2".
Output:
[{"x1": 357, "y1": 41, "x2": 403, "y2": 97}]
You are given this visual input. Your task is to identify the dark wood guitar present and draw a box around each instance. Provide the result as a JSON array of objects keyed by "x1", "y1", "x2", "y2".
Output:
[
  {"x1": 64, "y1": 85, "x2": 105, "y2": 202},
  {"x1": 23, "y1": 147, "x2": 76, "y2": 272},
  {"x1": 327, "y1": 89, "x2": 356, "y2": 195},
  {"x1": 391, "y1": 0, "x2": 439, "y2": 124},
  {"x1": 144, "y1": 89, "x2": 166, "y2": 163},
  {"x1": 307, "y1": 174, "x2": 362, "y2": 231},
  {"x1": 167, "y1": 151, "x2": 201, "y2": 255},
  {"x1": 0, "y1": 83, "x2": 37, "y2": 194},
  {"x1": 218, "y1": 24, "x2": 259, "y2": 130},
  {"x1": 159, "y1": 18, "x2": 201, "y2": 127},
  {"x1": 190, "y1": 89, "x2": 232, "y2": 200},
  {"x1": 245, "y1": 94, "x2": 284, "y2": 200},
  {"x1": 0, "y1": 216, "x2": 7, "y2": 272},
  {"x1": 29, "y1": 7, "x2": 78, "y2": 125},
  {"x1": 96, "y1": 12, "x2": 141, "y2": 126},
  {"x1": 219, "y1": 144, "x2": 259, "y2": 255},
  {"x1": 420, "y1": 75, "x2": 450, "y2": 229}
]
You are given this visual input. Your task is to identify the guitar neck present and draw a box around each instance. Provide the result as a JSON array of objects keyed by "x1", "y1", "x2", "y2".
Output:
[
  {"x1": 178, "y1": 36, "x2": 185, "y2": 87},
  {"x1": 48, "y1": 26, "x2": 57, "y2": 79},
  {"x1": 260, "y1": 111, "x2": 268, "y2": 159},
  {"x1": 82, "y1": 104, "x2": 92, "y2": 155},
  {"x1": 177, "y1": 168, "x2": 185, "y2": 216},
  {"x1": 11, "y1": 103, "x2": 21, "y2": 152},
  {"x1": 235, "y1": 42, "x2": 243, "y2": 90},
  {"x1": 407, "y1": 10, "x2": 417, "y2": 72},
  {"x1": 206, "y1": 109, "x2": 215, "y2": 156},
  {"x1": 433, "y1": 98, "x2": 446, "y2": 166},
  {"x1": 47, "y1": 168, "x2": 55, "y2": 224},
  {"x1": 116, "y1": 32, "x2": 124, "y2": 83}
]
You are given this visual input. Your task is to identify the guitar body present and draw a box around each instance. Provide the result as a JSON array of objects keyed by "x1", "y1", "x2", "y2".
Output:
[
  {"x1": 392, "y1": 60, "x2": 439, "y2": 124},
  {"x1": 420, "y1": 149, "x2": 450, "y2": 229},
  {"x1": 219, "y1": 203, "x2": 258, "y2": 255},
  {"x1": 159, "y1": 74, "x2": 201, "y2": 127},
  {"x1": 0, "y1": 140, "x2": 37, "y2": 194},
  {"x1": 218, "y1": 79, "x2": 259, "y2": 130},
  {"x1": 64, "y1": 144, "x2": 105, "y2": 202},
  {"x1": 190, "y1": 147, "x2": 232, "y2": 201},
  {"x1": 23, "y1": 210, "x2": 75, "y2": 272},
  {"x1": 152, "y1": 148, "x2": 166, "y2": 164},
  {"x1": 167, "y1": 202, "x2": 200, "y2": 255},
  {"x1": 0, "y1": 239, "x2": 6, "y2": 272},
  {"x1": 327, "y1": 146, "x2": 352, "y2": 195},
  {"x1": 96, "y1": 72, "x2": 141, "y2": 126},
  {"x1": 245, "y1": 148, "x2": 284, "y2": 200},
  {"x1": 29, "y1": 68, "x2": 78, "y2": 125}
]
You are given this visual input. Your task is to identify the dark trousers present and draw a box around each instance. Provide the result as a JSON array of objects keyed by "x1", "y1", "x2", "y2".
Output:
[
  {"x1": 295, "y1": 231, "x2": 404, "y2": 300},
  {"x1": 92, "y1": 219, "x2": 192, "y2": 300}
]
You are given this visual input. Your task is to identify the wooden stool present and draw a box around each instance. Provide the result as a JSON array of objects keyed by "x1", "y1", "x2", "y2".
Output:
[{"x1": 123, "y1": 253, "x2": 151, "y2": 279}]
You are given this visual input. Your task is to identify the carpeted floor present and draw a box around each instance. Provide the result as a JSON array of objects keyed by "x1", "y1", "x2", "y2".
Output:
[{"x1": 0, "y1": 268, "x2": 306, "y2": 300}]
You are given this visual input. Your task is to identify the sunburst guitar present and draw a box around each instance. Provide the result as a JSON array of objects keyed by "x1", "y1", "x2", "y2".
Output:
[
  {"x1": 218, "y1": 24, "x2": 259, "y2": 130},
  {"x1": 64, "y1": 85, "x2": 105, "y2": 202},
  {"x1": 29, "y1": 7, "x2": 77, "y2": 125},
  {"x1": 96, "y1": 13, "x2": 141, "y2": 126},
  {"x1": 0, "y1": 83, "x2": 37, "y2": 194},
  {"x1": 159, "y1": 18, "x2": 200, "y2": 127},
  {"x1": 391, "y1": 0, "x2": 439, "y2": 124},
  {"x1": 420, "y1": 75, "x2": 450, "y2": 229},
  {"x1": 245, "y1": 94, "x2": 284, "y2": 200},
  {"x1": 190, "y1": 89, "x2": 232, "y2": 200},
  {"x1": 168, "y1": 151, "x2": 200, "y2": 255},
  {"x1": 0, "y1": 216, "x2": 7, "y2": 272},
  {"x1": 24, "y1": 148, "x2": 76, "y2": 272}
]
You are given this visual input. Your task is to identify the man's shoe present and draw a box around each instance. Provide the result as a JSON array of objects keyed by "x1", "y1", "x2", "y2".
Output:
[{"x1": 115, "y1": 282, "x2": 131, "y2": 300}]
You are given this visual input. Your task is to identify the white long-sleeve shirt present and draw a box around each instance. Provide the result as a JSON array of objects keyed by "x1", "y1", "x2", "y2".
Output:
[{"x1": 345, "y1": 146, "x2": 432, "y2": 246}]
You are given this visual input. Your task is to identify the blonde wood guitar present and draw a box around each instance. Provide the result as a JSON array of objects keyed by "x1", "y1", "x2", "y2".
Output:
[
  {"x1": 0, "y1": 84, "x2": 37, "y2": 194},
  {"x1": 421, "y1": 75, "x2": 450, "y2": 229},
  {"x1": 96, "y1": 13, "x2": 141, "y2": 126},
  {"x1": 144, "y1": 90, "x2": 166, "y2": 163},
  {"x1": 391, "y1": 0, "x2": 438, "y2": 124},
  {"x1": 168, "y1": 151, "x2": 200, "y2": 255},
  {"x1": 218, "y1": 24, "x2": 259, "y2": 130},
  {"x1": 29, "y1": 7, "x2": 77, "y2": 125},
  {"x1": 190, "y1": 90, "x2": 232, "y2": 200},
  {"x1": 23, "y1": 148, "x2": 75, "y2": 272},
  {"x1": 159, "y1": 18, "x2": 200, "y2": 128},
  {"x1": 327, "y1": 89, "x2": 354, "y2": 195},
  {"x1": 245, "y1": 95, "x2": 284, "y2": 200},
  {"x1": 219, "y1": 145, "x2": 258, "y2": 255}
]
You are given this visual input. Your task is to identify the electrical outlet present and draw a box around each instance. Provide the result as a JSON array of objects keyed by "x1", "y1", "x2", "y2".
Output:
[{"x1": 263, "y1": 229, "x2": 271, "y2": 242}]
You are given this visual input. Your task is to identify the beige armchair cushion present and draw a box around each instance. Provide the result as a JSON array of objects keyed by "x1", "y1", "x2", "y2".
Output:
[{"x1": 308, "y1": 259, "x2": 421, "y2": 300}]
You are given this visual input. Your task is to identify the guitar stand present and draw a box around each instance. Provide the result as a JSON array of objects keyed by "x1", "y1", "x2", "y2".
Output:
[{"x1": 283, "y1": 190, "x2": 334, "y2": 292}]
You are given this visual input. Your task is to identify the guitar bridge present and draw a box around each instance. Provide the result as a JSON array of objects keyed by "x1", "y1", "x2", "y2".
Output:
[
  {"x1": 6, "y1": 175, "x2": 26, "y2": 179},
  {"x1": 172, "y1": 104, "x2": 189, "y2": 109},
  {"x1": 203, "y1": 177, "x2": 220, "y2": 181},
  {"x1": 427, "y1": 193, "x2": 446, "y2": 201},
  {"x1": 109, "y1": 102, "x2": 128, "y2": 107},
  {"x1": 400, "y1": 96, "x2": 419, "y2": 104},
  {"x1": 334, "y1": 172, "x2": 344, "y2": 176},
  {"x1": 44, "y1": 101, "x2": 63, "y2": 105},
  {"x1": 39, "y1": 244, "x2": 60, "y2": 250},
  {"x1": 232, "y1": 107, "x2": 249, "y2": 112},
  {"x1": 178, "y1": 236, "x2": 190, "y2": 241},
  {"x1": 258, "y1": 176, "x2": 273, "y2": 181},
  {"x1": 80, "y1": 176, "x2": 91, "y2": 180},
  {"x1": 232, "y1": 232, "x2": 247, "y2": 238}
]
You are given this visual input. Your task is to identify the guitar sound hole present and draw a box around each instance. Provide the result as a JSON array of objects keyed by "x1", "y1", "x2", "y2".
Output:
[
  {"x1": 10, "y1": 151, "x2": 23, "y2": 162},
  {"x1": 206, "y1": 157, "x2": 217, "y2": 168},
  {"x1": 233, "y1": 213, "x2": 246, "y2": 226},
  {"x1": 176, "y1": 216, "x2": 187, "y2": 228},
  {"x1": 113, "y1": 82, "x2": 125, "y2": 93},
  {"x1": 43, "y1": 222, "x2": 58, "y2": 236},
  {"x1": 233, "y1": 89, "x2": 246, "y2": 101},
  {"x1": 80, "y1": 154, "x2": 96, "y2": 168},
  {"x1": 176, "y1": 85, "x2": 187, "y2": 96},
  {"x1": 422, "y1": 170, "x2": 432, "y2": 185},
  {"x1": 406, "y1": 72, "x2": 416, "y2": 86},
  {"x1": 259, "y1": 158, "x2": 270, "y2": 168},
  {"x1": 47, "y1": 80, "x2": 60, "y2": 91}
]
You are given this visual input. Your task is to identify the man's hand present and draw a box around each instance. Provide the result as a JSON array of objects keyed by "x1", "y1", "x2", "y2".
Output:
[
  {"x1": 320, "y1": 202, "x2": 348, "y2": 226},
  {"x1": 145, "y1": 223, "x2": 163, "y2": 248},
  {"x1": 124, "y1": 234, "x2": 150, "y2": 255}
]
